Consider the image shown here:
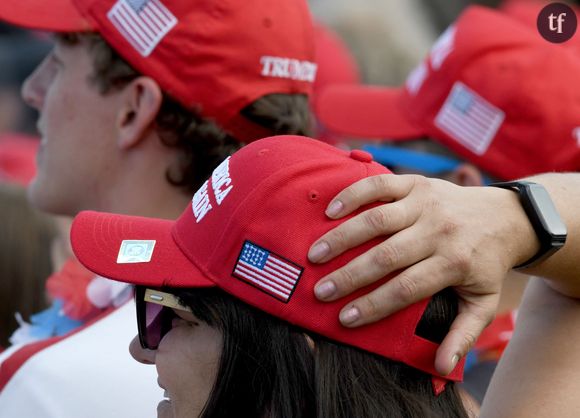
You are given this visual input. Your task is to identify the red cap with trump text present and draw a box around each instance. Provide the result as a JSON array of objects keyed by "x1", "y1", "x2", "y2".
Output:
[{"x1": 0, "y1": 0, "x2": 316, "y2": 142}]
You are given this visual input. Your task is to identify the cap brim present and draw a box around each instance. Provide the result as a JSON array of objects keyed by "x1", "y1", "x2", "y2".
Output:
[
  {"x1": 0, "y1": 0, "x2": 93, "y2": 33},
  {"x1": 71, "y1": 211, "x2": 214, "y2": 289},
  {"x1": 315, "y1": 85, "x2": 425, "y2": 140}
]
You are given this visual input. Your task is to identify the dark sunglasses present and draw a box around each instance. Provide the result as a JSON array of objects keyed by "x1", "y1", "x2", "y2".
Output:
[{"x1": 135, "y1": 286, "x2": 193, "y2": 350}]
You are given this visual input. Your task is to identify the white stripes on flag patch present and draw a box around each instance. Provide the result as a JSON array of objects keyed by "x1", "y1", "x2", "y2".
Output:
[
  {"x1": 108, "y1": 0, "x2": 177, "y2": 57},
  {"x1": 435, "y1": 82, "x2": 505, "y2": 155},
  {"x1": 233, "y1": 241, "x2": 303, "y2": 303}
]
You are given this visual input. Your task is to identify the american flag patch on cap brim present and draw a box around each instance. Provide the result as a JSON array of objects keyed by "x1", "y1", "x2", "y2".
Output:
[
  {"x1": 233, "y1": 241, "x2": 303, "y2": 303},
  {"x1": 435, "y1": 81, "x2": 505, "y2": 155}
]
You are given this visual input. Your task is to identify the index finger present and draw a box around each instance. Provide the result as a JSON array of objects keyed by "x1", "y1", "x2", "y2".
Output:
[{"x1": 323, "y1": 174, "x2": 423, "y2": 219}]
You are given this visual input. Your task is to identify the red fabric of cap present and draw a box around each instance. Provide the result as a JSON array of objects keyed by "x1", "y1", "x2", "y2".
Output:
[
  {"x1": 312, "y1": 22, "x2": 360, "y2": 97},
  {"x1": 72, "y1": 135, "x2": 464, "y2": 382},
  {"x1": 0, "y1": 0, "x2": 316, "y2": 142},
  {"x1": 501, "y1": 0, "x2": 580, "y2": 55},
  {"x1": 316, "y1": 6, "x2": 580, "y2": 180},
  {"x1": 315, "y1": 85, "x2": 424, "y2": 139},
  {"x1": 0, "y1": 0, "x2": 93, "y2": 32}
]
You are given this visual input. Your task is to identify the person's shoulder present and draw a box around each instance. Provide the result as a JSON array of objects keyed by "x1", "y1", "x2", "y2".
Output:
[
  {"x1": 0, "y1": 303, "x2": 123, "y2": 390},
  {"x1": 0, "y1": 301, "x2": 162, "y2": 418}
]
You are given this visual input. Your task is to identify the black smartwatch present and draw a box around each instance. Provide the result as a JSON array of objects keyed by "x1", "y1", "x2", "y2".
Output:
[{"x1": 489, "y1": 181, "x2": 567, "y2": 269}]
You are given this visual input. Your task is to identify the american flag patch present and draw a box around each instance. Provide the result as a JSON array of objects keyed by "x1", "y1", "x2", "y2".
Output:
[
  {"x1": 233, "y1": 241, "x2": 303, "y2": 303},
  {"x1": 435, "y1": 82, "x2": 505, "y2": 155},
  {"x1": 107, "y1": 0, "x2": 177, "y2": 57}
]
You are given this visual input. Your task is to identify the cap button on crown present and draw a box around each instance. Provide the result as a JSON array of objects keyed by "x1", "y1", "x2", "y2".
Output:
[{"x1": 349, "y1": 149, "x2": 373, "y2": 163}]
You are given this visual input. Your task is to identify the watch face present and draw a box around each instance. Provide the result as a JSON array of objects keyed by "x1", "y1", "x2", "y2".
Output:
[{"x1": 527, "y1": 184, "x2": 567, "y2": 244}]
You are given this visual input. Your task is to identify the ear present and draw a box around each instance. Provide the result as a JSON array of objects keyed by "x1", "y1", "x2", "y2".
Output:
[
  {"x1": 448, "y1": 163, "x2": 485, "y2": 187},
  {"x1": 117, "y1": 76, "x2": 162, "y2": 150}
]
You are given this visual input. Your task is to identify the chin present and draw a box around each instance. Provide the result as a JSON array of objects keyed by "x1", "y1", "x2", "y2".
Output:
[{"x1": 27, "y1": 180, "x2": 75, "y2": 216}]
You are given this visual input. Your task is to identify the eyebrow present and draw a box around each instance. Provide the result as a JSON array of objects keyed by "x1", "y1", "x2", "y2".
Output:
[{"x1": 144, "y1": 288, "x2": 193, "y2": 313}]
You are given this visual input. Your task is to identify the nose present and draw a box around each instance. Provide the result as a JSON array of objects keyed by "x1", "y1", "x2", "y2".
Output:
[
  {"x1": 21, "y1": 56, "x2": 51, "y2": 111},
  {"x1": 129, "y1": 335, "x2": 156, "y2": 365}
]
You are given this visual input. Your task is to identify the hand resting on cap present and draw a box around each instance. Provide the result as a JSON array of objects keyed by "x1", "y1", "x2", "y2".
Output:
[{"x1": 309, "y1": 172, "x2": 580, "y2": 375}]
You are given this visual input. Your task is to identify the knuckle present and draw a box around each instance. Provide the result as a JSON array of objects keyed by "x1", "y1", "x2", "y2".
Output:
[
  {"x1": 370, "y1": 174, "x2": 391, "y2": 193},
  {"x1": 326, "y1": 227, "x2": 349, "y2": 252},
  {"x1": 413, "y1": 174, "x2": 430, "y2": 188},
  {"x1": 363, "y1": 208, "x2": 390, "y2": 233},
  {"x1": 335, "y1": 266, "x2": 359, "y2": 293},
  {"x1": 371, "y1": 244, "x2": 400, "y2": 272},
  {"x1": 460, "y1": 331, "x2": 478, "y2": 353},
  {"x1": 392, "y1": 273, "x2": 419, "y2": 304},
  {"x1": 412, "y1": 175, "x2": 433, "y2": 194},
  {"x1": 341, "y1": 186, "x2": 361, "y2": 206},
  {"x1": 448, "y1": 248, "x2": 471, "y2": 273},
  {"x1": 439, "y1": 219, "x2": 459, "y2": 236},
  {"x1": 359, "y1": 294, "x2": 382, "y2": 319}
]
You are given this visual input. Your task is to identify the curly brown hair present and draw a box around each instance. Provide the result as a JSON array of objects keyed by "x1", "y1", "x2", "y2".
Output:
[{"x1": 58, "y1": 33, "x2": 312, "y2": 193}]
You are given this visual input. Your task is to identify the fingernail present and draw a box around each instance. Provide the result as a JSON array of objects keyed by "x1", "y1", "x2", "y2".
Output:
[
  {"x1": 340, "y1": 307, "x2": 361, "y2": 325},
  {"x1": 315, "y1": 281, "x2": 337, "y2": 300},
  {"x1": 326, "y1": 200, "x2": 344, "y2": 218},
  {"x1": 308, "y1": 241, "x2": 330, "y2": 262},
  {"x1": 450, "y1": 354, "x2": 459, "y2": 371}
]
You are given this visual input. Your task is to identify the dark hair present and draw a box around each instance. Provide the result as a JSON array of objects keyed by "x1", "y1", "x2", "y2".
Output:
[
  {"x1": 174, "y1": 287, "x2": 468, "y2": 418},
  {"x1": 57, "y1": 33, "x2": 312, "y2": 193}
]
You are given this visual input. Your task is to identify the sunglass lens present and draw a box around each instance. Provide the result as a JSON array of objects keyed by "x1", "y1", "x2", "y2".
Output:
[{"x1": 144, "y1": 302, "x2": 175, "y2": 349}]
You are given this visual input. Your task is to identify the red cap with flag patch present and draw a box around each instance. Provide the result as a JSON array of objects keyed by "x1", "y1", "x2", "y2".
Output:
[
  {"x1": 71, "y1": 135, "x2": 464, "y2": 387},
  {"x1": 315, "y1": 6, "x2": 580, "y2": 180},
  {"x1": 0, "y1": 0, "x2": 315, "y2": 142}
]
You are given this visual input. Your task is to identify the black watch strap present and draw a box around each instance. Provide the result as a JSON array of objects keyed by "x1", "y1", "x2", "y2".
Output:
[{"x1": 489, "y1": 181, "x2": 567, "y2": 269}]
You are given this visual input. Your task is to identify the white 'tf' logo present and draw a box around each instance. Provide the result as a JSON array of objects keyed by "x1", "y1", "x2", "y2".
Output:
[{"x1": 549, "y1": 12, "x2": 567, "y2": 34}]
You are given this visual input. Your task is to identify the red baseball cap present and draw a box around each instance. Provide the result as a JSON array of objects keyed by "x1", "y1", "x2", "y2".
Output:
[
  {"x1": 315, "y1": 6, "x2": 580, "y2": 180},
  {"x1": 501, "y1": 0, "x2": 551, "y2": 25},
  {"x1": 312, "y1": 21, "x2": 361, "y2": 144},
  {"x1": 313, "y1": 22, "x2": 360, "y2": 98},
  {"x1": 0, "y1": 0, "x2": 316, "y2": 142},
  {"x1": 71, "y1": 135, "x2": 464, "y2": 385}
]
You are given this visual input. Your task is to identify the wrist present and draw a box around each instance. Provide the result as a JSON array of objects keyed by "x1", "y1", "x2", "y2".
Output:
[
  {"x1": 491, "y1": 187, "x2": 540, "y2": 268},
  {"x1": 490, "y1": 181, "x2": 567, "y2": 269}
]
